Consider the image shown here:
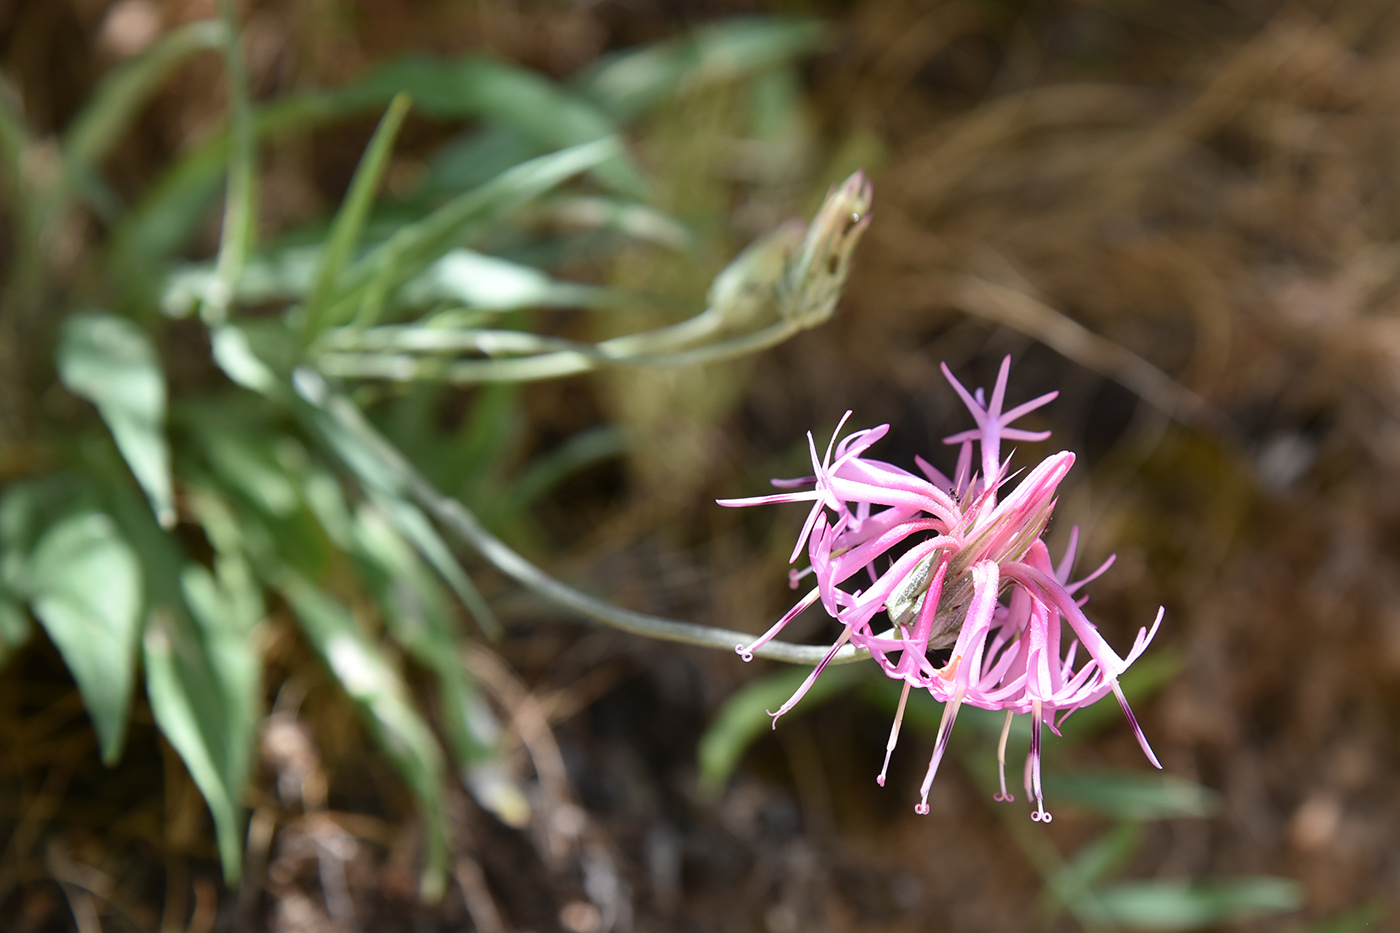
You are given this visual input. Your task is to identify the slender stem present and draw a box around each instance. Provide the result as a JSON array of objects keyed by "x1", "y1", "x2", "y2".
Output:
[
  {"x1": 317, "y1": 319, "x2": 801, "y2": 384},
  {"x1": 295, "y1": 368, "x2": 866, "y2": 666}
]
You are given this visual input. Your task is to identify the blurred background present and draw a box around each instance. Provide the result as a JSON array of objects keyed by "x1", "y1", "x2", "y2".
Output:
[{"x1": 2, "y1": 0, "x2": 1399, "y2": 930}]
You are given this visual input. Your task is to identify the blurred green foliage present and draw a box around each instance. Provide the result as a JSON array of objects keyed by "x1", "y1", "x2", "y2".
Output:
[{"x1": 0, "y1": 5, "x2": 847, "y2": 899}]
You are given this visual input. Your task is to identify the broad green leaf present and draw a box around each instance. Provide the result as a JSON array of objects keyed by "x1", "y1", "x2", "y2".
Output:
[
  {"x1": 143, "y1": 567, "x2": 260, "y2": 882},
  {"x1": 1, "y1": 476, "x2": 99, "y2": 562},
  {"x1": 191, "y1": 429, "x2": 329, "y2": 578},
  {"x1": 91, "y1": 448, "x2": 259, "y2": 885},
  {"x1": 1043, "y1": 770, "x2": 1218, "y2": 821},
  {"x1": 27, "y1": 511, "x2": 143, "y2": 762},
  {"x1": 394, "y1": 248, "x2": 611, "y2": 311},
  {"x1": 302, "y1": 93, "x2": 412, "y2": 342},
  {"x1": 1083, "y1": 877, "x2": 1303, "y2": 930},
  {"x1": 195, "y1": 431, "x2": 300, "y2": 517},
  {"x1": 210, "y1": 323, "x2": 285, "y2": 395},
  {"x1": 419, "y1": 124, "x2": 552, "y2": 196},
  {"x1": 698, "y1": 660, "x2": 865, "y2": 797},
  {"x1": 280, "y1": 575, "x2": 449, "y2": 901},
  {"x1": 57, "y1": 312, "x2": 174, "y2": 527}
]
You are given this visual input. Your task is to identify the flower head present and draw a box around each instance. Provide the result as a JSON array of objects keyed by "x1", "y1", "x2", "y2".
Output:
[{"x1": 718, "y1": 357, "x2": 1163, "y2": 820}]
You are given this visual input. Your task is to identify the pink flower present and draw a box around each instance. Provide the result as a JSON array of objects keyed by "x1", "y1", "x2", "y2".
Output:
[{"x1": 718, "y1": 357, "x2": 1164, "y2": 820}]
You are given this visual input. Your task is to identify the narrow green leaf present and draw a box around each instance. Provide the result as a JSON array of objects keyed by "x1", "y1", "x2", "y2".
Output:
[
  {"x1": 368, "y1": 491, "x2": 501, "y2": 641},
  {"x1": 1044, "y1": 824, "x2": 1144, "y2": 919},
  {"x1": 206, "y1": 0, "x2": 257, "y2": 326},
  {"x1": 349, "y1": 56, "x2": 643, "y2": 196},
  {"x1": 64, "y1": 20, "x2": 226, "y2": 217},
  {"x1": 302, "y1": 93, "x2": 412, "y2": 343},
  {"x1": 113, "y1": 92, "x2": 347, "y2": 271},
  {"x1": 339, "y1": 138, "x2": 625, "y2": 328},
  {"x1": 507, "y1": 426, "x2": 626, "y2": 513},
  {"x1": 350, "y1": 504, "x2": 524, "y2": 824},
  {"x1": 698, "y1": 661, "x2": 865, "y2": 797},
  {"x1": 0, "y1": 590, "x2": 31, "y2": 661},
  {"x1": 115, "y1": 50, "x2": 641, "y2": 274},
  {"x1": 58, "y1": 312, "x2": 175, "y2": 527},
  {"x1": 1043, "y1": 770, "x2": 1219, "y2": 821},
  {"x1": 0, "y1": 75, "x2": 34, "y2": 197},
  {"x1": 1085, "y1": 877, "x2": 1303, "y2": 930},
  {"x1": 280, "y1": 575, "x2": 449, "y2": 901},
  {"x1": 27, "y1": 511, "x2": 143, "y2": 763}
]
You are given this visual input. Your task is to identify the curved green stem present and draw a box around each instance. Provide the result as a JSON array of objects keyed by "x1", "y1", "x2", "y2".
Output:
[
  {"x1": 295, "y1": 368, "x2": 864, "y2": 666},
  {"x1": 316, "y1": 319, "x2": 801, "y2": 383}
]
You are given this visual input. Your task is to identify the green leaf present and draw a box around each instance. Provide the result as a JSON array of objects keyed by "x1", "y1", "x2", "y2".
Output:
[
  {"x1": 191, "y1": 428, "x2": 330, "y2": 578},
  {"x1": 0, "y1": 589, "x2": 31, "y2": 661},
  {"x1": 0, "y1": 74, "x2": 35, "y2": 200},
  {"x1": 206, "y1": 0, "x2": 257, "y2": 326},
  {"x1": 1083, "y1": 877, "x2": 1303, "y2": 930},
  {"x1": 163, "y1": 246, "x2": 320, "y2": 319},
  {"x1": 349, "y1": 503, "x2": 525, "y2": 825},
  {"x1": 577, "y1": 17, "x2": 827, "y2": 121},
  {"x1": 336, "y1": 137, "x2": 627, "y2": 328},
  {"x1": 302, "y1": 93, "x2": 413, "y2": 342},
  {"x1": 26, "y1": 511, "x2": 143, "y2": 763},
  {"x1": 1044, "y1": 824, "x2": 1144, "y2": 919},
  {"x1": 87, "y1": 447, "x2": 258, "y2": 885},
  {"x1": 112, "y1": 93, "x2": 346, "y2": 272},
  {"x1": 143, "y1": 567, "x2": 260, "y2": 882},
  {"x1": 393, "y1": 248, "x2": 612, "y2": 312},
  {"x1": 115, "y1": 51, "x2": 642, "y2": 275},
  {"x1": 57, "y1": 312, "x2": 175, "y2": 528},
  {"x1": 698, "y1": 660, "x2": 865, "y2": 797},
  {"x1": 279, "y1": 574, "x2": 449, "y2": 901},
  {"x1": 1043, "y1": 770, "x2": 1219, "y2": 821},
  {"x1": 63, "y1": 19, "x2": 226, "y2": 218},
  {"x1": 350, "y1": 56, "x2": 643, "y2": 196},
  {"x1": 364, "y1": 491, "x2": 500, "y2": 640},
  {"x1": 210, "y1": 322, "x2": 286, "y2": 395}
]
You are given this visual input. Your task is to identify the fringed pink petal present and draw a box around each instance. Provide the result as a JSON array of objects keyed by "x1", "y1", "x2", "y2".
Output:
[
  {"x1": 916, "y1": 687, "x2": 965, "y2": 815},
  {"x1": 736, "y1": 586, "x2": 822, "y2": 661}
]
